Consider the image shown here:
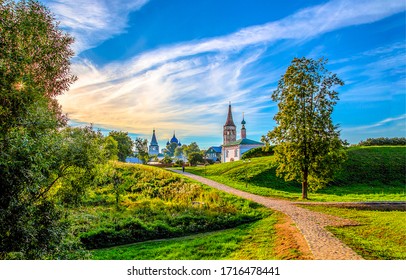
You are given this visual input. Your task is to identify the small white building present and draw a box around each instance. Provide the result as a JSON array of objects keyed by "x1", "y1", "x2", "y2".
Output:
[{"x1": 222, "y1": 138, "x2": 263, "y2": 162}]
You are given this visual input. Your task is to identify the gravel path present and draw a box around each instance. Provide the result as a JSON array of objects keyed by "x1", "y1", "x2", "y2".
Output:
[{"x1": 169, "y1": 169, "x2": 363, "y2": 260}]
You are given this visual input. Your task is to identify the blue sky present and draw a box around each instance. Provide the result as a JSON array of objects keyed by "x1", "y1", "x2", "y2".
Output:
[{"x1": 41, "y1": 0, "x2": 406, "y2": 149}]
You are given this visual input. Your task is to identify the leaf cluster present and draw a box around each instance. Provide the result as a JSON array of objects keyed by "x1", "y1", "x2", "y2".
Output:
[
  {"x1": 108, "y1": 131, "x2": 134, "y2": 162},
  {"x1": 265, "y1": 57, "x2": 346, "y2": 191}
]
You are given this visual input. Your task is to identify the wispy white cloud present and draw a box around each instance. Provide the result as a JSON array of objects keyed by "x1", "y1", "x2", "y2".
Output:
[
  {"x1": 102, "y1": 0, "x2": 405, "y2": 76},
  {"x1": 44, "y1": 0, "x2": 149, "y2": 54},
  {"x1": 344, "y1": 114, "x2": 406, "y2": 132},
  {"x1": 331, "y1": 41, "x2": 406, "y2": 102},
  {"x1": 55, "y1": 0, "x2": 406, "y2": 144}
]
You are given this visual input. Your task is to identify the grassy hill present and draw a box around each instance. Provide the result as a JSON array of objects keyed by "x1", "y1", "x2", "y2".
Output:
[
  {"x1": 334, "y1": 146, "x2": 406, "y2": 185},
  {"x1": 70, "y1": 162, "x2": 269, "y2": 251},
  {"x1": 186, "y1": 146, "x2": 406, "y2": 201}
]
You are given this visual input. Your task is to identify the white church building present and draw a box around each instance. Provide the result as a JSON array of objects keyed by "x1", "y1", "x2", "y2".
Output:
[{"x1": 221, "y1": 103, "x2": 263, "y2": 162}]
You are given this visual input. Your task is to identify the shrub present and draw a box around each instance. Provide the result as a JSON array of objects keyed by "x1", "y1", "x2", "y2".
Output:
[{"x1": 241, "y1": 146, "x2": 274, "y2": 159}]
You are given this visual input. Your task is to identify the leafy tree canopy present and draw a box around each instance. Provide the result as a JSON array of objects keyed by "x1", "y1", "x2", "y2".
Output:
[
  {"x1": 108, "y1": 131, "x2": 134, "y2": 162},
  {"x1": 163, "y1": 142, "x2": 179, "y2": 157},
  {"x1": 263, "y1": 57, "x2": 346, "y2": 199},
  {"x1": 134, "y1": 137, "x2": 150, "y2": 164},
  {"x1": 188, "y1": 152, "x2": 204, "y2": 166},
  {"x1": 103, "y1": 136, "x2": 119, "y2": 160},
  {"x1": 0, "y1": 0, "x2": 78, "y2": 259},
  {"x1": 184, "y1": 142, "x2": 200, "y2": 157}
]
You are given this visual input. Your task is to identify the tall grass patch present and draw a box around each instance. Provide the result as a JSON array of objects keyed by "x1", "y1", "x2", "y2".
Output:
[{"x1": 72, "y1": 162, "x2": 268, "y2": 250}]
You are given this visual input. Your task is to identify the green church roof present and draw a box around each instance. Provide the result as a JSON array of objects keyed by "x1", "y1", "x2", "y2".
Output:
[{"x1": 222, "y1": 138, "x2": 263, "y2": 147}]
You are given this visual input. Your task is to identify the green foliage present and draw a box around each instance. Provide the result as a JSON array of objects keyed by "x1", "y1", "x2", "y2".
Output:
[
  {"x1": 0, "y1": 0, "x2": 79, "y2": 259},
  {"x1": 103, "y1": 136, "x2": 119, "y2": 160},
  {"x1": 163, "y1": 142, "x2": 179, "y2": 157},
  {"x1": 184, "y1": 142, "x2": 200, "y2": 157},
  {"x1": 56, "y1": 126, "x2": 107, "y2": 206},
  {"x1": 241, "y1": 146, "x2": 274, "y2": 159},
  {"x1": 358, "y1": 137, "x2": 406, "y2": 146},
  {"x1": 174, "y1": 159, "x2": 185, "y2": 167},
  {"x1": 188, "y1": 152, "x2": 204, "y2": 166},
  {"x1": 174, "y1": 146, "x2": 184, "y2": 157},
  {"x1": 265, "y1": 57, "x2": 346, "y2": 198},
  {"x1": 108, "y1": 131, "x2": 133, "y2": 162},
  {"x1": 134, "y1": 137, "x2": 150, "y2": 164},
  {"x1": 160, "y1": 155, "x2": 173, "y2": 164}
]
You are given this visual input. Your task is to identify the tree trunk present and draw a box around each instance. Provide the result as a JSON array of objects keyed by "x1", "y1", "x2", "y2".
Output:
[{"x1": 302, "y1": 168, "x2": 308, "y2": 199}]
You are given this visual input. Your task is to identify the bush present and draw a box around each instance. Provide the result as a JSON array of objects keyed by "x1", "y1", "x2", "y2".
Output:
[
  {"x1": 241, "y1": 146, "x2": 274, "y2": 159},
  {"x1": 174, "y1": 159, "x2": 184, "y2": 167},
  {"x1": 188, "y1": 152, "x2": 204, "y2": 166}
]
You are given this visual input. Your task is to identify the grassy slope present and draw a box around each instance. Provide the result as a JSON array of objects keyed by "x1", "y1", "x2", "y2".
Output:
[
  {"x1": 299, "y1": 205, "x2": 406, "y2": 260},
  {"x1": 72, "y1": 162, "x2": 271, "y2": 252},
  {"x1": 91, "y1": 211, "x2": 311, "y2": 260},
  {"x1": 91, "y1": 214, "x2": 277, "y2": 260},
  {"x1": 185, "y1": 146, "x2": 406, "y2": 201}
]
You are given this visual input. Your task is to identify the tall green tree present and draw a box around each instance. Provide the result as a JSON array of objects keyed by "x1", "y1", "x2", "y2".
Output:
[
  {"x1": 134, "y1": 137, "x2": 150, "y2": 164},
  {"x1": 0, "y1": 0, "x2": 77, "y2": 259},
  {"x1": 55, "y1": 126, "x2": 107, "y2": 206},
  {"x1": 184, "y1": 142, "x2": 200, "y2": 158},
  {"x1": 163, "y1": 142, "x2": 179, "y2": 157},
  {"x1": 108, "y1": 131, "x2": 134, "y2": 162},
  {"x1": 174, "y1": 145, "x2": 184, "y2": 158},
  {"x1": 264, "y1": 57, "x2": 346, "y2": 199},
  {"x1": 103, "y1": 135, "x2": 119, "y2": 160},
  {"x1": 188, "y1": 152, "x2": 204, "y2": 166}
]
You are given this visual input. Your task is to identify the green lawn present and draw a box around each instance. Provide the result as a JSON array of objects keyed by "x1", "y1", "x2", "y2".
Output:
[
  {"x1": 91, "y1": 213, "x2": 284, "y2": 260},
  {"x1": 299, "y1": 205, "x2": 406, "y2": 260},
  {"x1": 183, "y1": 146, "x2": 406, "y2": 202}
]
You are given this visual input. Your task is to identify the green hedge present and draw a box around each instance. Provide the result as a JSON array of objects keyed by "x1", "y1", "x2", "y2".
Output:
[{"x1": 358, "y1": 137, "x2": 406, "y2": 146}]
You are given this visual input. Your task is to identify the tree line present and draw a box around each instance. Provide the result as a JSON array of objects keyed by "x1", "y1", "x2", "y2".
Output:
[{"x1": 358, "y1": 137, "x2": 406, "y2": 146}]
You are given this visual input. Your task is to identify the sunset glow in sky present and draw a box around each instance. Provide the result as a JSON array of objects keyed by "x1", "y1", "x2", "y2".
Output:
[{"x1": 41, "y1": 0, "x2": 406, "y2": 149}]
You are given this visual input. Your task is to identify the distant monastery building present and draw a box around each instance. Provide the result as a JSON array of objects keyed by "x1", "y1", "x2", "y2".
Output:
[
  {"x1": 148, "y1": 129, "x2": 181, "y2": 158},
  {"x1": 148, "y1": 129, "x2": 160, "y2": 156}
]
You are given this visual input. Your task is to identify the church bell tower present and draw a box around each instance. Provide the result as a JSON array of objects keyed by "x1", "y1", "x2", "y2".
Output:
[{"x1": 223, "y1": 102, "x2": 236, "y2": 145}]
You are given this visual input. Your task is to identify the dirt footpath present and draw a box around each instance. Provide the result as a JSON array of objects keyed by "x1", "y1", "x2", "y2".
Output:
[{"x1": 170, "y1": 169, "x2": 363, "y2": 260}]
